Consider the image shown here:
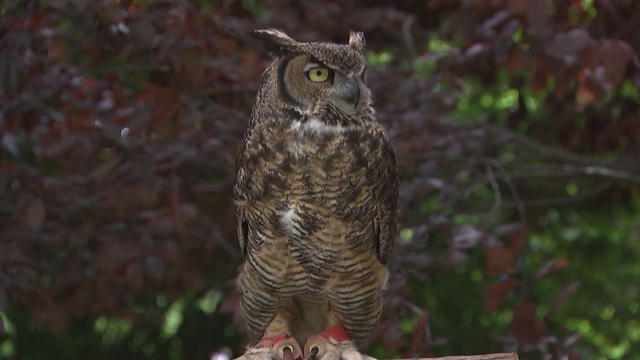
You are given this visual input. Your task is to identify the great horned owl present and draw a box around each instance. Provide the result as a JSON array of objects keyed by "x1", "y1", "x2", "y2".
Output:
[{"x1": 234, "y1": 29, "x2": 399, "y2": 360}]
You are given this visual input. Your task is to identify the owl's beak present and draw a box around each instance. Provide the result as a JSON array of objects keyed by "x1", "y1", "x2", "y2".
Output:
[{"x1": 337, "y1": 77, "x2": 360, "y2": 108}]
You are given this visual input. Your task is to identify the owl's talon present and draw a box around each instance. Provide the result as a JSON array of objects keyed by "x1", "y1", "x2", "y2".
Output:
[
  {"x1": 273, "y1": 336, "x2": 302, "y2": 360},
  {"x1": 304, "y1": 345, "x2": 320, "y2": 360},
  {"x1": 303, "y1": 334, "x2": 327, "y2": 360},
  {"x1": 304, "y1": 327, "x2": 377, "y2": 360},
  {"x1": 235, "y1": 335, "x2": 302, "y2": 360},
  {"x1": 282, "y1": 346, "x2": 294, "y2": 360}
]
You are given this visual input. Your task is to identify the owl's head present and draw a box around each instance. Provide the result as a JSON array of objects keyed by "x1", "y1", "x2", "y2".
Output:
[{"x1": 252, "y1": 29, "x2": 370, "y2": 118}]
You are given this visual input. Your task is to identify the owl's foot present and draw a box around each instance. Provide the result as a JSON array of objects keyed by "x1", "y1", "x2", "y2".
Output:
[
  {"x1": 235, "y1": 334, "x2": 303, "y2": 360},
  {"x1": 303, "y1": 325, "x2": 376, "y2": 360}
]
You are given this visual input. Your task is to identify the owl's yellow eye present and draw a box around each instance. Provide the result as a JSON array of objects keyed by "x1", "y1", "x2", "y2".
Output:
[{"x1": 307, "y1": 67, "x2": 330, "y2": 82}]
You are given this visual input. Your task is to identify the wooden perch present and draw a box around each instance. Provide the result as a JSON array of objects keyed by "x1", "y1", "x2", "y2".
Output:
[{"x1": 395, "y1": 353, "x2": 517, "y2": 360}]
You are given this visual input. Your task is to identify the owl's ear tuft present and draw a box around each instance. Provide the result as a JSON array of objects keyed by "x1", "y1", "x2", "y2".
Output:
[
  {"x1": 251, "y1": 28, "x2": 299, "y2": 56},
  {"x1": 349, "y1": 31, "x2": 366, "y2": 54}
]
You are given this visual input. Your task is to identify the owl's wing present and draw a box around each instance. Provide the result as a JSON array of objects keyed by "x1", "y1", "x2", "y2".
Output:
[
  {"x1": 235, "y1": 206, "x2": 248, "y2": 259},
  {"x1": 368, "y1": 122, "x2": 400, "y2": 265},
  {"x1": 234, "y1": 128, "x2": 254, "y2": 260}
]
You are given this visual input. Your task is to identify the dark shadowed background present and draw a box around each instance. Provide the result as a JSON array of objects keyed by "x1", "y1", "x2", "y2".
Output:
[{"x1": 1, "y1": 0, "x2": 639, "y2": 359}]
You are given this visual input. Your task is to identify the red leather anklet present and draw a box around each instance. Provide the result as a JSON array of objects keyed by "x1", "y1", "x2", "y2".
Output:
[
  {"x1": 320, "y1": 325, "x2": 349, "y2": 341},
  {"x1": 259, "y1": 334, "x2": 287, "y2": 344}
]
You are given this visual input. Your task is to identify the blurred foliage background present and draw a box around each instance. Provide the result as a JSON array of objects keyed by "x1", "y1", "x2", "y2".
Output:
[{"x1": 1, "y1": 0, "x2": 639, "y2": 359}]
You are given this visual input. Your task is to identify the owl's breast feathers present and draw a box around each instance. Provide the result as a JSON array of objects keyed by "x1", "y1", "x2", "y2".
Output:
[{"x1": 234, "y1": 111, "x2": 399, "y2": 272}]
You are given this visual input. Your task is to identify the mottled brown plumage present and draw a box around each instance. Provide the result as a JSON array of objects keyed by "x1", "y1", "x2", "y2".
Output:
[{"x1": 234, "y1": 29, "x2": 399, "y2": 360}]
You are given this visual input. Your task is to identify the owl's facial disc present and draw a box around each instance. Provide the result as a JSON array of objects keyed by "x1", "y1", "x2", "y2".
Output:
[
  {"x1": 281, "y1": 56, "x2": 332, "y2": 110},
  {"x1": 305, "y1": 62, "x2": 361, "y2": 114},
  {"x1": 281, "y1": 55, "x2": 364, "y2": 115}
]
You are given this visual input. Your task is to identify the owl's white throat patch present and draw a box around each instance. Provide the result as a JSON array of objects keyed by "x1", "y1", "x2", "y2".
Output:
[{"x1": 291, "y1": 118, "x2": 359, "y2": 133}]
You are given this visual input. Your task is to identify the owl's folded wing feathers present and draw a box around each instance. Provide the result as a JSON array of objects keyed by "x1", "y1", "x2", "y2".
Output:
[{"x1": 367, "y1": 122, "x2": 400, "y2": 265}]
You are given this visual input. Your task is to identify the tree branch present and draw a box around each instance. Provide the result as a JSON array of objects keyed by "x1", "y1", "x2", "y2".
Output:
[
  {"x1": 396, "y1": 353, "x2": 518, "y2": 360},
  {"x1": 481, "y1": 124, "x2": 640, "y2": 181}
]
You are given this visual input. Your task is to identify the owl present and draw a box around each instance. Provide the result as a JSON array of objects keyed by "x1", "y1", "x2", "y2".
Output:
[{"x1": 234, "y1": 29, "x2": 399, "y2": 360}]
